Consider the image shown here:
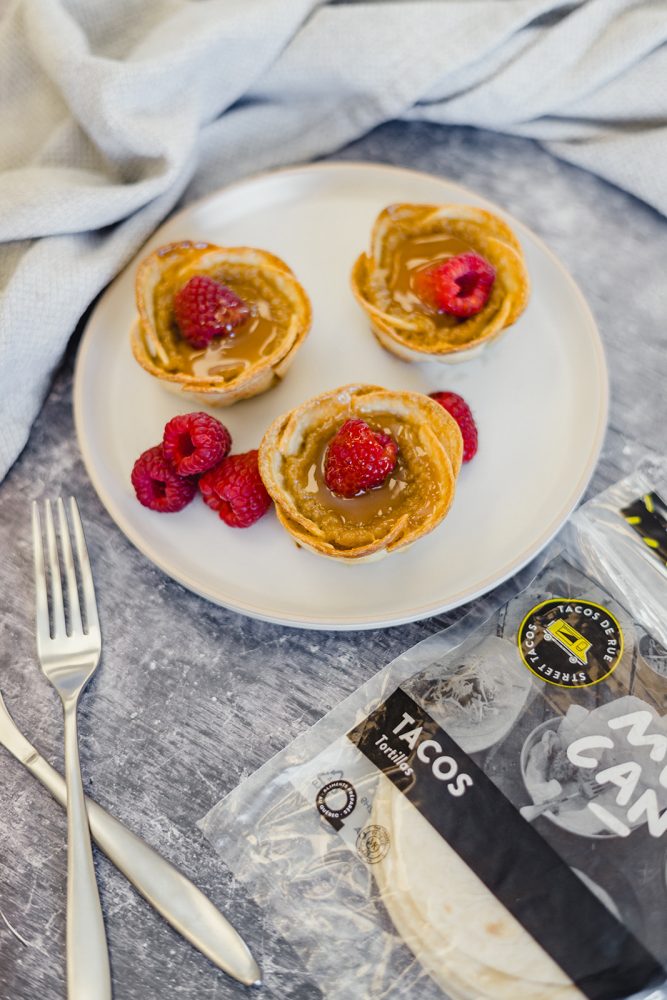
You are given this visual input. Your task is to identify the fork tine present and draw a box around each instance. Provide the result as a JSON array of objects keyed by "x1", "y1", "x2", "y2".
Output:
[
  {"x1": 31, "y1": 502, "x2": 51, "y2": 642},
  {"x1": 69, "y1": 497, "x2": 99, "y2": 635},
  {"x1": 57, "y1": 498, "x2": 83, "y2": 636},
  {"x1": 43, "y1": 500, "x2": 66, "y2": 639}
]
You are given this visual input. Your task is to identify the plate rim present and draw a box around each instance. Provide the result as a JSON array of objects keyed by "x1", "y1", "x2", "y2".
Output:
[{"x1": 73, "y1": 160, "x2": 608, "y2": 630}]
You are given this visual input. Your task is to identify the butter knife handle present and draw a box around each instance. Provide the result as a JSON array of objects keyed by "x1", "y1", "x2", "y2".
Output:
[{"x1": 28, "y1": 755, "x2": 260, "y2": 987}]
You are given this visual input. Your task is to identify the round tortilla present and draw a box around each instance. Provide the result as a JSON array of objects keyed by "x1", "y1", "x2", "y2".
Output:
[{"x1": 372, "y1": 777, "x2": 584, "y2": 999}]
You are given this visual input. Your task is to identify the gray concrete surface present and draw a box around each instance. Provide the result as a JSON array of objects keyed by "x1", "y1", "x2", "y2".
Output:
[{"x1": 0, "y1": 120, "x2": 665, "y2": 999}]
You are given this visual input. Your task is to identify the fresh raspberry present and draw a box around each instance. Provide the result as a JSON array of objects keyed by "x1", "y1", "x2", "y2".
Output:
[
  {"x1": 413, "y1": 253, "x2": 495, "y2": 318},
  {"x1": 163, "y1": 412, "x2": 232, "y2": 476},
  {"x1": 324, "y1": 419, "x2": 398, "y2": 498},
  {"x1": 429, "y1": 391, "x2": 478, "y2": 462},
  {"x1": 131, "y1": 445, "x2": 198, "y2": 512},
  {"x1": 173, "y1": 276, "x2": 250, "y2": 348},
  {"x1": 199, "y1": 450, "x2": 272, "y2": 528}
]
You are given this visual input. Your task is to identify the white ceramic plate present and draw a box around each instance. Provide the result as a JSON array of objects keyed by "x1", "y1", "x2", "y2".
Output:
[{"x1": 74, "y1": 162, "x2": 607, "y2": 630}]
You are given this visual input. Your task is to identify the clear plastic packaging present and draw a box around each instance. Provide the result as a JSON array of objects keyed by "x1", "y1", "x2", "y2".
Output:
[
  {"x1": 200, "y1": 461, "x2": 667, "y2": 1000},
  {"x1": 566, "y1": 456, "x2": 667, "y2": 653}
]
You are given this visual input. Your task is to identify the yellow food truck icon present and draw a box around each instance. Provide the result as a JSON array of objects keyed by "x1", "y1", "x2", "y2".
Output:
[{"x1": 543, "y1": 619, "x2": 591, "y2": 665}]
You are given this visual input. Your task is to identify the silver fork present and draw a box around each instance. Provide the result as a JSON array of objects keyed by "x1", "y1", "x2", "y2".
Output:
[{"x1": 32, "y1": 498, "x2": 112, "y2": 1000}]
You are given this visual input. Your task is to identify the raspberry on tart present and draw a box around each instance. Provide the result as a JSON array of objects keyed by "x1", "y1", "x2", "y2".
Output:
[
  {"x1": 131, "y1": 445, "x2": 198, "y2": 513},
  {"x1": 351, "y1": 203, "x2": 529, "y2": 363},
  {"x1": 413, "y1": 254, "x2": 495, "y2": 318},
  {"x1": 162, "y1": 412, "x2": 232, "y2": 476},
  {"x1": 429, "y1": 391, "x2": 478, "y2": 462},
  {"x1": 324, "y1": 419, "x2": 398, "y2": 498},
  {"x1": 173, "y1": 276, "x2": 250, "y2": 348},
  {"x1": 199, "y1": 450, "x2": 272, "y2": 528}
]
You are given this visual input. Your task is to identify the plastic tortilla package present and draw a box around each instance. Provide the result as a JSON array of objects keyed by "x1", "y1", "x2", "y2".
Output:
[{"x1": 200, "y1": 459, "x2": 667, "y2": 1000}]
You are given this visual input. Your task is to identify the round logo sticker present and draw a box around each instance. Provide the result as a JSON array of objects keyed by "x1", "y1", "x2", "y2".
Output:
[
  {"x1": 356, "y1": 825, "x2": 390, "y2": 864},
  {"x1": 316, "y1": 779, "x2": 357, "y2": 831},
  {"x1": 518, "y1": 599, "x2": 623, "y2": 688}
]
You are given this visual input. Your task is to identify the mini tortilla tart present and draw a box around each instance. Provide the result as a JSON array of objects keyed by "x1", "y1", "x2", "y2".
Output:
[
  {"x1": 131, "y1": 241, "x2": 311, "y2": 405},
  {"x1": 258, "y1": 384, "x2": 463, "y2": 562},
  {"x1": 351, "y1": 204, "x2": 529, "y2": 363}
]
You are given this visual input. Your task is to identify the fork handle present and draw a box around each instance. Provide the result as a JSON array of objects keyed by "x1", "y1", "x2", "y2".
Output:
[{"x1": 63, "y1": 700, "x2": 112, "y2": 1000}]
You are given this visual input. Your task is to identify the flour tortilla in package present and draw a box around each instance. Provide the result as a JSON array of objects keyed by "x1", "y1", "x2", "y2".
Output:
[{"x1": 200, "y1": 460, "x2": 667, "y2": 1000}]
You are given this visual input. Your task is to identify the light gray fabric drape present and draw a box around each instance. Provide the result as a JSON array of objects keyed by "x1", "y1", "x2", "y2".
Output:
[{"x1": 1, "y1": 0, "x2": 664, "y2": 480}]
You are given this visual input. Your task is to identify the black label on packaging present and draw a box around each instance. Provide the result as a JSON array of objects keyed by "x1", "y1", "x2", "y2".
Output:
[
  {"x1": 347, "y1": 687, "x2": 664, "y2": 1000},
  {"x1": 622, "y1": 491, "x2": 667, "y2": 568}
]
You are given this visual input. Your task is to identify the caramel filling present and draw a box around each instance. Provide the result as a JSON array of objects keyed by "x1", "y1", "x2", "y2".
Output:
[
  {"x1": 153, "y1": 268, "x2": 286, "y2": 380},
  {"x1": 280, "y1": 412, "x2": 444, "y2": 553},
  {"x1": 175, "y1": 303, "x2": 279, "y2": 379},
  {"x1": 389, "y1": 233, "x2": 476, "y2": 327},
  {"x1": 304, "y1": 420, "x2": 412, "y2": 525}
]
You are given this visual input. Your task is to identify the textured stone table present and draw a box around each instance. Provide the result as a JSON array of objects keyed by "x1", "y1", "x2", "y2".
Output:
[{"x1": 0, "y1": 122, "x2": 664, "y2": 1000}]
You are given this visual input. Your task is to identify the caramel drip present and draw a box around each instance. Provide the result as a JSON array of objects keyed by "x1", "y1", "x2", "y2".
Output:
[
  {"x1": 157, "y1": 271, "x2": 281, "y2": 379},
  {"x1": 303, "y1": 420, "x2": 418, "y2": 525},
  {"x1": 186, "y1": 307, "x2": 278, "y2": 378},
  {"x1": 389, "y1": 233, "x2": 476, "y2": 326}
]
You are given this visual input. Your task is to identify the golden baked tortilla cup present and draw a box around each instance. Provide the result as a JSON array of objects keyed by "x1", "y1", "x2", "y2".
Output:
[
  {"x1": 351, "y1": 204, "x2": 530, "y2": 364},
  {"x1": 131, "y1": 241, "x2": 311, "y2": 406},
  {"x1": 258, "y1": 384, "x2": 463, "y2": 563}
]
